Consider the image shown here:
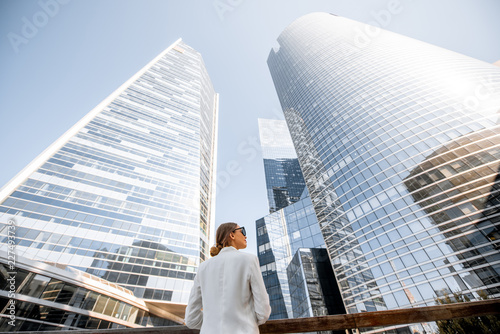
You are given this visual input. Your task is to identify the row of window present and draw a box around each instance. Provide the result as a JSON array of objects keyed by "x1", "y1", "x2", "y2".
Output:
[{"x1": 0, "y1": 264, "x2": 145, "y2": 323}]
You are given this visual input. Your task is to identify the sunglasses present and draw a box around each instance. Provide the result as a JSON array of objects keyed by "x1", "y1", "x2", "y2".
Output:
[{"x1": 233, "y1": 226, "x2": 246, "y2": 236}]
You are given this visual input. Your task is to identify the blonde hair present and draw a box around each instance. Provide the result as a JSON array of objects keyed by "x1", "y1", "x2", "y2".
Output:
[{"x1": 210, "y1": 222, "x2": 238, "y2": 257}]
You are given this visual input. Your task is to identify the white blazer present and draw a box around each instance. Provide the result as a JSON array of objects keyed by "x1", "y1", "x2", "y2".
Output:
[{"x1": 184, "y1": 246, "x2": 271, "y2": 333}]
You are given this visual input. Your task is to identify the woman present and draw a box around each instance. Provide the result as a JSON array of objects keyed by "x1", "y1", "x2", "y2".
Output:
[{"x1": 184, "y1": 222, "x2": 271, "y2": 333}]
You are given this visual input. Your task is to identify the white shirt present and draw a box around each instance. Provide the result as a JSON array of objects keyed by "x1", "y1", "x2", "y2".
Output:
[{"x1": 184, "y1": 246, "x2": 272, "y2": 333}]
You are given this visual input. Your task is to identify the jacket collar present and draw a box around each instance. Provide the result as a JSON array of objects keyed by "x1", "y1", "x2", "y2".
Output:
[{"x1": 220, "y1": 246, "x2": 237, "y2": 253}]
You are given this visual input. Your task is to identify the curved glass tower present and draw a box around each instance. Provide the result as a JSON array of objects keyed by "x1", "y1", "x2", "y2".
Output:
[
  {"x1": 268, "y1": 12, "x2": 500, "y2": 326},
  {"x1": 0, "y1": 39, "x2": 218, "y2": 318}
]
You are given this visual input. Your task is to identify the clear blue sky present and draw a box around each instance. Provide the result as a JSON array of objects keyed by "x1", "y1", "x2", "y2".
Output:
[{"x1": 1, "y1": 0, "x2": 499, "y2": 255}]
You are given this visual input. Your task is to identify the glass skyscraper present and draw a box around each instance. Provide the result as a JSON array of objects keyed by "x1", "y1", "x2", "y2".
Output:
[
  {"x1": 257, "y1": 119, "x2": 331, "y2": 320},
  {"x1": 257, "y1": 189, "x2": 326, "y2": 319},
  {"x1": 268, "y1": 12, "x2": 500, "y2": 333},
  {"x1": 259, "y1": 119, "x2": 306, "y2": 212},
  {"x1": 0, "y1": 39, "x2": 218, "y2": 322}
]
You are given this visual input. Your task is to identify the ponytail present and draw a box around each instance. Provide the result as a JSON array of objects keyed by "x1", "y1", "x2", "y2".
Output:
[{"x1": 210, "y1": 222, "x2": 237, "y2": 257}]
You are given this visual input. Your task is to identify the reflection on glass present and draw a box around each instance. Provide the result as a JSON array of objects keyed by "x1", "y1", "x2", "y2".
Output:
[
  {"x1": 405, "y1": 126, "x2": 500, "y2": 296},
  {"x1": 287, "y1": 248, "x2": 346, "y2": 319}
]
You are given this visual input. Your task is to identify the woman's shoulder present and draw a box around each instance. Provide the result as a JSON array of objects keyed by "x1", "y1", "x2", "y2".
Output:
[
  {"x1": 234, "y1": 250, "x2": 259, "y2": 263},
  {"x1": 197, "y1": 256, "x2": 214, "y2": 270}
]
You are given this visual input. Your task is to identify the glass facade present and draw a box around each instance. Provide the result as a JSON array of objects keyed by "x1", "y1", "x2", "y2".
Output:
[
  {"x1": 287, "y1": 248, "x2": 345, "y2": 334},
  {"x1": 263, "y1": 159, "x2": 305, "y2": 212},
  {"x1": 257, "y1": 190, "x2": 325, "y2": 319},
  {"x1": 258, "y1": 119, "x2": 306, "y2": 212},
  {"x1": 0, "y1": 39, "x2": 218, "y2": 307},
  {"x1": 257, "y1": 118, "x2": 327, "y2": 319},
  {"x1": 404, "y1": 128, "x2": 500, "y2": 293},
  {"x1": 268, "y1": 12, "x2": 500, "y2": 333},
  {"x1": 0, "y1": 255, "x2": 177, "y2": 331}
]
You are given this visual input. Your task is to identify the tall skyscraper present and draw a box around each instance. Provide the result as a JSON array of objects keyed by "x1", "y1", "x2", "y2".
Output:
[
  {"x1": 256, "y1": 189, "x2": 326, "y2": 319},
  {"x1": 257, "y1": 119, "x2": 345, "y2": 322},
  {"x1": 258, "y1": 119, "x2": 306, "y2": 212},
  {"x1": 268, "y1": 12, "x2": 500, "y2": 333},
  {"x1": 0, "y1": 38, "x2": 218, "y2": 322}
]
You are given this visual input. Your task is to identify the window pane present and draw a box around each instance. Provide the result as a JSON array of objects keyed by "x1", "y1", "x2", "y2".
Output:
[
  {"x1": 55, "y1": 284, "x2": 77, "y2": 305},
  {"x1": 20, "y1": 274, "x2": 51, "y2": 298},
  {"x1": 41, "y1": 280, "x2": 65, "y2": 302}
]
